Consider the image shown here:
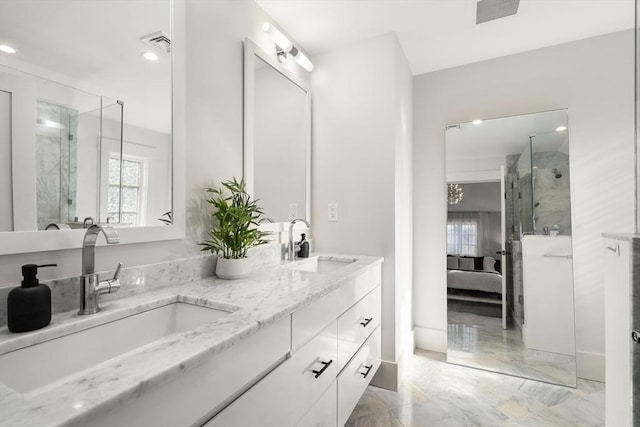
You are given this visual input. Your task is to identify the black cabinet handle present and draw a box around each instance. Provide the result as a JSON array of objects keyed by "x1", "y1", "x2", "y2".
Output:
[
  {"x1": 360, "y1": 364, "x2": 373, "y2": 378},
  {"x1": 312, "y1": 360, "x2": 333, "y2": 379},
  {"x1": 360, "y1": 317, "x2": 373, "y2": 327}
]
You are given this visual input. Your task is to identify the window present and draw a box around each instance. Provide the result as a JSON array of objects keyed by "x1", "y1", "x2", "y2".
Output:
[
  {"x1": 447, "y1": 222, "x2": 478, "y2": 256},
  {"x1": 108, "y1": 157, "x2": 144, "y2": 225}
]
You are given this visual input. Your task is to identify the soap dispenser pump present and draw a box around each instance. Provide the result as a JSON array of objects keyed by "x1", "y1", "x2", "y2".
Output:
[{"x1": 7, "y1": 264, "x2": 57, "y2": 333}]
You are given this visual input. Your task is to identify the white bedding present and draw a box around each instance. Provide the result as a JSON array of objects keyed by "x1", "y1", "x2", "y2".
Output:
[{"x1": 447, "y1": 270, "x2": 502, "y2": 294}]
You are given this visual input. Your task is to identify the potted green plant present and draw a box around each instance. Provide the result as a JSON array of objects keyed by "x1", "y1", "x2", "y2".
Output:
[{"x1": 200, "y1": 177, "x2": 270, "y2": 279}]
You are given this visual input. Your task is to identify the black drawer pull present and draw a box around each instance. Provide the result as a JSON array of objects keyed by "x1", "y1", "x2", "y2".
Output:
[
  {"x1": 360, "y1": 364, "x2": 373, "y2": 378},
  {"x1": 360, "y1": 317, "x2": 373, "y2": 327},
  {"x1": 312, "y1": 360, "x2": 333, "y2": 379}
]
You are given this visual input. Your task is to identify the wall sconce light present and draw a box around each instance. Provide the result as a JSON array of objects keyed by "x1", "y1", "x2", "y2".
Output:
[{"x1": 262, "y1": 22, "x2": 314, "y2": 72}]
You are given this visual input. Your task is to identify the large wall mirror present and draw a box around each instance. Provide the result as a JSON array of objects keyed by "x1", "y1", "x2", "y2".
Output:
[
  {"x1": 445, "y1": 109, "x2": 577, "y2": 387},
  {"x1": 244, "y1": 38, "x2": 310, "y2": 223},
  {"x1": 0, "y1": 0, "x2": 179, "y2": 254}
]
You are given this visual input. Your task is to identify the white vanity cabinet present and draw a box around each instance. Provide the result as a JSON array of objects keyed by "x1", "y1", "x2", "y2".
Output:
[
  {"x1": 337, "y1": 327, "x2": 381, "y2": 426},
  {"x1": 207, "y1": 265, "x2": 382, "y2": 427},
  {"x1": 604, "y1": 237, "x2": 632, "y2": 426}
]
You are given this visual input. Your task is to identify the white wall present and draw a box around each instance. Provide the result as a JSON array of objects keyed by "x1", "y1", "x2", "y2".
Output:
[
  {"x1": 393, "y1": 35, "x2": 414, "y2": 379},
  {"x1": 413, "y1": 30, "x2": 635, "y2": 381},
  {"x1": 311, "y1": 33, "x2": 413, "y2": 389}
]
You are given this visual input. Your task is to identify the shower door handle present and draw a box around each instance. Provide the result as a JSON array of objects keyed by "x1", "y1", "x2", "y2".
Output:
[{"x1": 496, "y1": 250, "x2": 510, "y2": 256}]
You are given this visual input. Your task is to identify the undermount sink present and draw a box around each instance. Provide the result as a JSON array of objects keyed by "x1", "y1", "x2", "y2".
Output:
[
  {"x1": 0, "y1": 302, "x2": 230, "y2": 394},
  {"x1": 291, "y1": 256, "x2": 357, "y2": 273}
]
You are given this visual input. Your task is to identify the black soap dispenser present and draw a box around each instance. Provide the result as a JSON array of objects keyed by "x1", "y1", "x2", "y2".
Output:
[
  {"x1": 298, "y1": 233, "x2": 310, "y2": 258},
  {"x1": 7, "y1": 264, "x2": 57, "y2": 333}
]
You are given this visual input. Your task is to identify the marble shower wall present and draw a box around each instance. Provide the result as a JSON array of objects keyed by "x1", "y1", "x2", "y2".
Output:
[
  {"x1": 506, "y1": 151, "x2": 572, "y2": 237},
  {"x1": 532, "y1": 151, "x2": 572, "y2": 235},
  {"x1": 36, "y1": 100, "x2": 78, "y2": 229}
]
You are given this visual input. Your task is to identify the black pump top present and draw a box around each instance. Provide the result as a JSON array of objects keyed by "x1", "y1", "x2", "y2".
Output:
[
  {"x1": 300, "y1": 233, "x2": 307, "y2": 241},
  {"x1": 21, "y1": 264, "x2": 57, "y2": 288}
]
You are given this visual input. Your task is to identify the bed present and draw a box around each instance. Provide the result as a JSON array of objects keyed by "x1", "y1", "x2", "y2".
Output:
[
  {"x1": 447, "y1": 269, "x2": 502, "y2": 294},
  {"x1": 447, "y1": 255, "x2": 503, "y2": 305}
]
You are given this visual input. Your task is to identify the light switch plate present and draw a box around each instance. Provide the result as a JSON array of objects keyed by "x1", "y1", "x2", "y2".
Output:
[
  {"x1": 288, "y1": 204, "x2": 298, "y2": 220},
  {"x1": 328, "y1": 203, "x2": 338, "y2": 222}
]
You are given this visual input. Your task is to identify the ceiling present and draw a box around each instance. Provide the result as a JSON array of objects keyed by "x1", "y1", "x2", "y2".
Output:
[
  {"x1": 446, "y1": 109, "x2": 568, "y2": 161},
  {"x1": 0, "y1": 0, "x2": 171, "y2": 133},
  {"x1": 256, "y1": 0, "x2": 635, "y2": 75}
]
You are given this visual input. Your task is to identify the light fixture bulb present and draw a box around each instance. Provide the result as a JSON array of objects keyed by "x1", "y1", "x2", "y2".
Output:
[
  {"x1": 0, "y1": 45, "x2": 16, "y2": 54},
  {"x1": 472, "y1": 119, "x2": 483, "y2": 125},
  {"x1": 276, "y1": 49, "x2": 287, "y2": 63},
  {"x1": 262, "y1": 22, "x2": 293, "y2": 52},
  {"x1": 142, "y1": 51, "x2": 159, "y2": 61},
  {"x1": 293, "y1": 49, "x2": 314, "y2": 72},
  {"x1": 556, "y1": 126, "x2": 567, "y2": 132}
]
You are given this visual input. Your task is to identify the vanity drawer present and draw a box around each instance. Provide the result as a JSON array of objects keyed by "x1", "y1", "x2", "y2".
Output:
[
  {"x1": 292, "y1": 265, "x2": 381, "y2": 350},
  {"x1": 337, "y1": 286, "x2": 381, "y2": 372},
  {"x1": 288, "y1": 320, "x2": 338, "y2": 423},
  {"x1": 337, "y1": 326, "x2": 381, "y2": 427},
  {"x1": 296, "y1": 380, "x2": 337, "y2": 427},
  {"x1": 205, "y1": 356, "x2": 293, "y2": 427}
]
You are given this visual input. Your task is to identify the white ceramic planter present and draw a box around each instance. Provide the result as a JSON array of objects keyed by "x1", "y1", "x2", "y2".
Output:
[{"x1": 216, "y1": 257, "x2": 251, "y2": 280}]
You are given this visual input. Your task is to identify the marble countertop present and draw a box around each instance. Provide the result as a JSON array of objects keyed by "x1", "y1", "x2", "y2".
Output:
[
  {"x1": 602, "y1": 232, "x2": 640, "y2": 242},
  {"x1": 0, "y1": 253, "x2": 383, "y2": 427}
]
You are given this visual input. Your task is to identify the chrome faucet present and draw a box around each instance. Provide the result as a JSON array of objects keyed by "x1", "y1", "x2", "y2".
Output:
[
  {"x1": 79, "y1": 225, "x2": 122, "y2": 315},
  {"x1": 287, "y1": 218, "x2": 310, "y2": 261}
]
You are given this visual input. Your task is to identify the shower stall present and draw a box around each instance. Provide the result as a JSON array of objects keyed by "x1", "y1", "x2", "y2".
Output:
[
  {"x1": 505, "y1": 128, "x2": 572, "y2": 329},
  {"x1": 35, "y1": 93, "x2": 123, "y2": 229}
]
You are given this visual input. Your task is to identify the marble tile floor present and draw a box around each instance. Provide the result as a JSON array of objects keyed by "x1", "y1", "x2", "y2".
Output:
[
  {"x1": 447, "y1": 309, "x2": 576, "y2": 387},
  {"x1": 345, "y1": 349, "x2": 604, "y2": 427}
]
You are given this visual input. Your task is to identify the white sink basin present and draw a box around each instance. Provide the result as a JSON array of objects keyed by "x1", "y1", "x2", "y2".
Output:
[
  {"x1": 292, "y1": 256, "x2": 357, "y2": 273},
  {"x1": 0, "y1": 302, "x2": 230, "y2": 394}
]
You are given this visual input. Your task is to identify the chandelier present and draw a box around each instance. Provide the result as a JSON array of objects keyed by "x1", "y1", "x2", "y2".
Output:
[{"x1": 448, "y1": 184, "x2": 464, "y2": 204}]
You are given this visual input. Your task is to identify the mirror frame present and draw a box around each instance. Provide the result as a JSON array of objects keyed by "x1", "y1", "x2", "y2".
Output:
[
  {"x1": 243, "y1": 38, "x2": 311, "y2": 223},
  {"x1": 0, "y1": 0, "x2": 185, "y2": 255}
]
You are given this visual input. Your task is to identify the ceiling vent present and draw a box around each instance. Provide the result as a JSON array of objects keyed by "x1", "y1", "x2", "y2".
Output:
[
  {"x1": 140, "y1": 31, "x2": 171, "y2": 53},
  {"x1": 476, "y1": 0, "x2": 520, "y2": 24},
  {"x1": 446, "y1": 124, "x2": 462, "y2": 132}
]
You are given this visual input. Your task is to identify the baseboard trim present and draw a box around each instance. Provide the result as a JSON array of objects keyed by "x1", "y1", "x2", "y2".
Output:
[
  {"x1": 414, "y1": 326, "x2": 447, "y2": 353},
  {"x1": 370, "y1": 359, "x2": 398, "y2": 391},
  {"x1": 576, "y1": 351, "x2": 605, "y2": 382}
]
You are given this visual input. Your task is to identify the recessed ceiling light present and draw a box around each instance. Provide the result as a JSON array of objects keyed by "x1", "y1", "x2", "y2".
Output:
[
  {"x1": 142, "y1": 51, "x2": 159, "y2": 61},
  {"x1": 472, "y1": 119, "x2": 483, "y2": 125},
  {"x1": 556, "y1": 126, "x2": 567, "y2": 132},
  {"x1": 0, "y1": 45, "x2": 16, "y2": 54}
]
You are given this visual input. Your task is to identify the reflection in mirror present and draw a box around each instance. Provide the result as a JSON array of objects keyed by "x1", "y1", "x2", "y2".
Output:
[
  {"x1": 253, "y1": 56, "x2": 307, "y2": 222},
  {"x1": 0, "y1": 0, "x2": 171, "y2": 232},
  {"x1": 245, "y1": 39, "x2": 310, "y2": 223},
  {"x1": 445, "y1": 109, "x2": 577, "y2": 387}
]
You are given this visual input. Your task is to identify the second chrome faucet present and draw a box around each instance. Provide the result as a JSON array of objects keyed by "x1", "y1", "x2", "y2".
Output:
[{"x1": 79, "y1": 225, "x2": 123, "y2": 315}]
